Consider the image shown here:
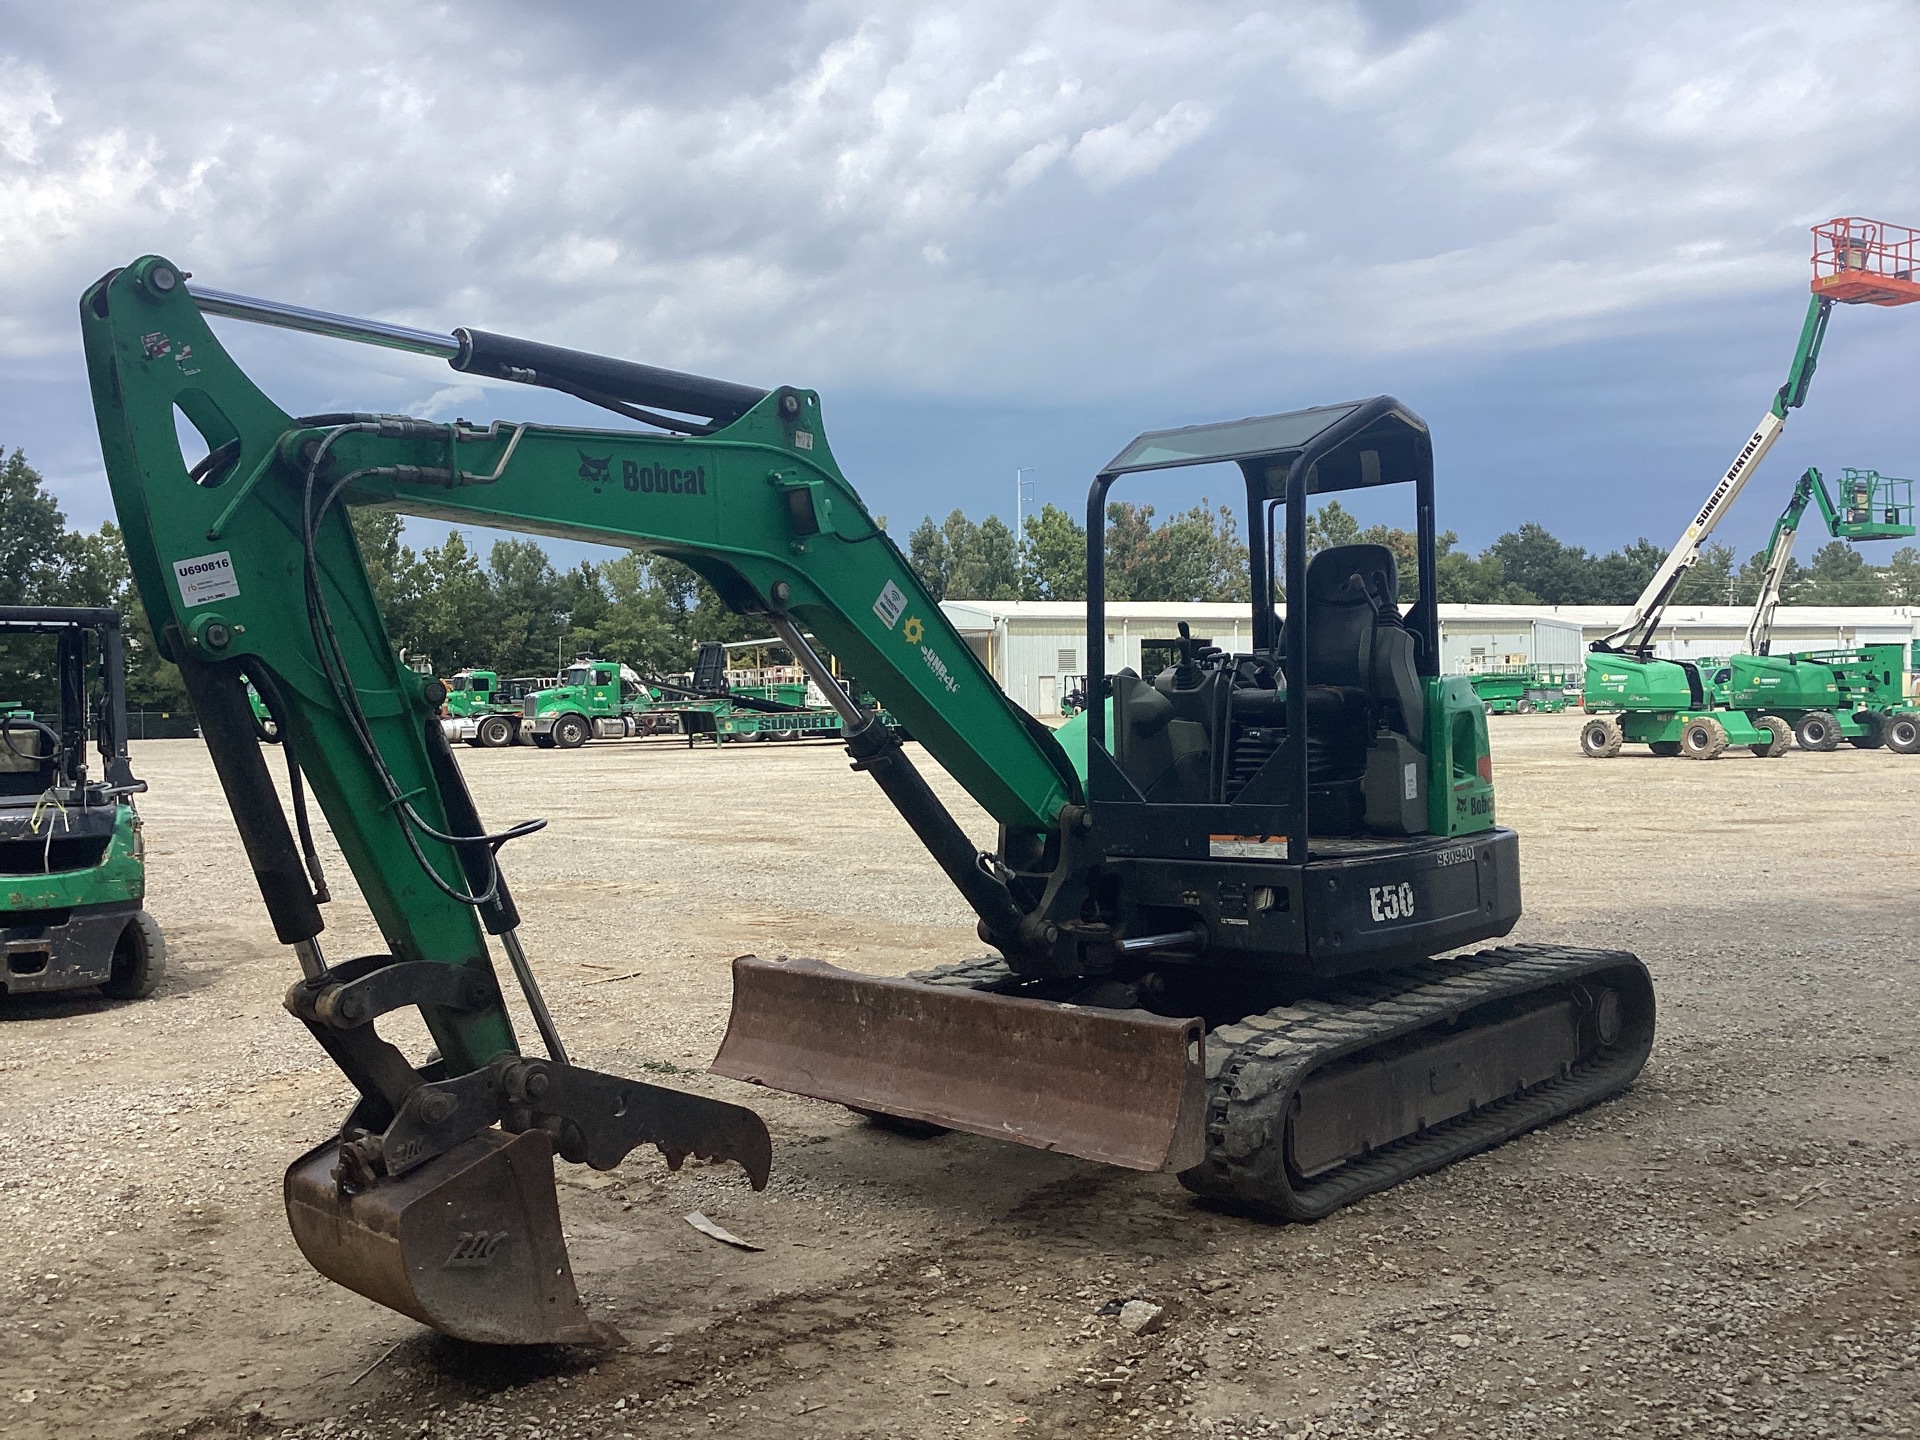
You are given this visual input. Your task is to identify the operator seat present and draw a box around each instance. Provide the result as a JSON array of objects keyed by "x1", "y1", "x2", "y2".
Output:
[{"x1": 1298, "y1": 544, "x2": 1426, "y2": 830}]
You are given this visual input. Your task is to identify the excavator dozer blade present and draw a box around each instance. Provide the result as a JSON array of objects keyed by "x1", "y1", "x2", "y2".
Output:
[
  {"x1": 285, "y1": 1126, "x2": 613, "y2": 1347},
  {"x1": 713, "y1": 955, "x2": 1207, "y2": 1172}
]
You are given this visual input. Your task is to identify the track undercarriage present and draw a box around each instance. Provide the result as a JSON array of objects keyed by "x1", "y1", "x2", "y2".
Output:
[{"x1": 719, "y1": 944, "x2": 1654, "y2": 1219}]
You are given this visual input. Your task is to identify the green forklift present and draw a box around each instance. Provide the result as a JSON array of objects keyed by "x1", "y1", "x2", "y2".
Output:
[{"x1": 1, "y1": 606, "x2": 163, "y2": 999}]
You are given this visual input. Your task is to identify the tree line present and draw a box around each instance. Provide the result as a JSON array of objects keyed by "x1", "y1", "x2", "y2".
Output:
[
  {"x1": 6, "y1": 441, "x2": 1917, "y2": 714},
  {"x1": 908, "y1": 498, "x2": 1920, "y2": 610}
]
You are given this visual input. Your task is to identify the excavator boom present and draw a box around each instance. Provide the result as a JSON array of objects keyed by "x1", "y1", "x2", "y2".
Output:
[{"x1": 80, "y1": 257, "x2": 1198, "y2": 1341}]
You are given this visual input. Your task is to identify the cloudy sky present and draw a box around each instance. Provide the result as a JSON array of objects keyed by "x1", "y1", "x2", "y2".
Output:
[{"x1": 5, "y1": 0, "x2": 1918, "y2": 567}]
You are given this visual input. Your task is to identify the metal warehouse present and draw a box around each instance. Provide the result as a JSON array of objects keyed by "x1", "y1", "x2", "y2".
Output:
[{"x1": 939, "y1": 600, "x2": 1920, "y2": 716}]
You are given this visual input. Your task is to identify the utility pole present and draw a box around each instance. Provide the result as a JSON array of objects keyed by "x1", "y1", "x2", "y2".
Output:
[{"x1": 1015, "y1": 466, "x2": 1037, "y2": 538}]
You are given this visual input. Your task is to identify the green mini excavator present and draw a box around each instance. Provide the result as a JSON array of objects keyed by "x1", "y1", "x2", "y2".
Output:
[{"x1": 82, "y1": 257, "x2": 1653, "y2": 1345}]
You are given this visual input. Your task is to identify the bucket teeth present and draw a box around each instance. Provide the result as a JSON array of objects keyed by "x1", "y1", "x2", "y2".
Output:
[{"x1": 713, "y1": 954, "x2": 1207, "y2": 1172}]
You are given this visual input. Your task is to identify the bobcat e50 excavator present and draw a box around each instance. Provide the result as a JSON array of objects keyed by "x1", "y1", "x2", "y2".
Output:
[{"x1": 82, "y1": 256, "x2": 1654, "y2": 1346}]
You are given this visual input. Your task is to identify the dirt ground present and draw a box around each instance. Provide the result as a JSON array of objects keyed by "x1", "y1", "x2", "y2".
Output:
[{"x1": 5, "y1": 716, "x2": 1920, "y2": 1440}]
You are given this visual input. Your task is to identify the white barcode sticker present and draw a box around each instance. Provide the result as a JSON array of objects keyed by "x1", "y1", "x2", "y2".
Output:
[
  {"x1": 173, "y1": 551, "x2": 240, "y2": 608},
  {"x1": 873, "y1": 579, "x2": 908, "y2": 629}
]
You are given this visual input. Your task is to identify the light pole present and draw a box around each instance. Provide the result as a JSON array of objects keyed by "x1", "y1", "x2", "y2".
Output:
[{"x1": 1014, "y1": 466, "x2": 1037, "y2": 538}]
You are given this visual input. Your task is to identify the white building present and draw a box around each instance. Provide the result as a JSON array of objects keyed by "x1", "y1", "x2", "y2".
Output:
[{"x1": 939, "y1": 599, "x2": 1920, "y2": 716}]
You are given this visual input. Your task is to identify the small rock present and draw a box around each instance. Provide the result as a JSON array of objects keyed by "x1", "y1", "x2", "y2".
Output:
[
  {"x1": 1119, "y1": 1300, "x2": 1165, "y2": 1335},
  {"x1": 1449, "y1": 1334, "x2": 1474, "y2": 1348}
]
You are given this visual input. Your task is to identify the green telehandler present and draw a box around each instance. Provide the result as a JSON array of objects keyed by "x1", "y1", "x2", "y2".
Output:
[
  {"x1": 1582, "y1": 216, "x2": 1919, "y2": 760},
  {"x1": 1, "y1": 607, "x2": 164, "y2": 1000},
  {"x1": 83, "y1": 257, "x2": 1653, "y2": 1346}
]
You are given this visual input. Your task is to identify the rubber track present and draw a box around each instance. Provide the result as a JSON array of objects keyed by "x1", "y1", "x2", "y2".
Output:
[
  {"x1": 911, "y1": 944, "x2": 1655, "y2": 1222},
  {"x1": 1180, "y1": 943, "x2": 1655, "y2": 1220}
]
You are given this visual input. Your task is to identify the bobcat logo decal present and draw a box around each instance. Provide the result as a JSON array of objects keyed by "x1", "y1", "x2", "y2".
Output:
[{"x1": 578, "y1": 452, "x2": 612, "y2": 492}]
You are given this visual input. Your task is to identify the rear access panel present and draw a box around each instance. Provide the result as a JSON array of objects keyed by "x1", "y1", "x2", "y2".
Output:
[
  {"x1": 714, "y1": 955, "x2": 1207, "y2": 1172},
  {"x1": 1302, "y1": 828, "x2": 1521, "y2": 975}
]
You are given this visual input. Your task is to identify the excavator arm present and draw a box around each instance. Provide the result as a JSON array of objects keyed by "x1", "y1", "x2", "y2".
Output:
[{"x1": 79, "y1": 256, "x2": 1116, "y2": 1345}]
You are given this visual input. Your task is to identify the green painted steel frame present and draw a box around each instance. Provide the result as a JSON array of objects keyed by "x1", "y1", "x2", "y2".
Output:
[{"x1": 81, "y1": 258, "x2": 1074, "y2": 1074}]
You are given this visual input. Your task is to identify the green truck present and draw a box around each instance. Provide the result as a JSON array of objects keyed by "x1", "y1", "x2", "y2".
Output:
[
  {"x1": 1469, "y1": 664, "x2": 1575, "y2": 715},
  {"x1": 441, "y1": 668, "x2": 556, "y2": 748},
  {"x1": 522, "y1": 657, "x2": 657, "y2": 747}
]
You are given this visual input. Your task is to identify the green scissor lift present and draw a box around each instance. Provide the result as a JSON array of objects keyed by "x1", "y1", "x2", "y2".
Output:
[{"x1": 1470, "y1": 664, "x2": 1575, "y2": 715}]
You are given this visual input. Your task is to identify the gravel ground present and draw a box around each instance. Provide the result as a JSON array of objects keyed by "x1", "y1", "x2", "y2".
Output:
[{"x1": 3, "y1": 716, "x2": 1919, "y2": 1439}]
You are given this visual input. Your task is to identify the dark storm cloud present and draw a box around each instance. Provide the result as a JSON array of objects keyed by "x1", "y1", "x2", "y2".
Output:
[{"x1": 3, "y1": 0, "x2": 1918, "y2": 551}]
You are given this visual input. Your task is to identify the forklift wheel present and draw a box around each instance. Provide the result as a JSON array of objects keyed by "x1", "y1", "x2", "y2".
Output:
[
  {"x1": 100, "y1": 911, "x2": 165, "y2": 1001},
  {"x1": 1794, "y1": 712, "x2": 1841, "y2": 752},
  {"x1": 1886, "y1": 715, "x2": 1920, "y2": 755},
  {"x1": 1679, "y1": 716, "x2": 1728, "y2": 760},
  {"x1": 1579, "y1": 718, "x2": 1622, "y2": 758},
  {"x1": 1750, "y1": 715, "x2": 1792, "y2": 758}
]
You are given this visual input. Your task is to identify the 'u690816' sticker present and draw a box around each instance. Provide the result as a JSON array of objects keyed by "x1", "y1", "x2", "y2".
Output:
[{"x1": 173, "y1": 551, "x2": 240, "y2": 607}]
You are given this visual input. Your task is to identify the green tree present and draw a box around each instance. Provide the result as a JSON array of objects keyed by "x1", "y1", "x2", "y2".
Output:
[
  {"x1": 1487, "y1": 523, "x2": 1596, "y2": 604},
  {"x1": 1355, "y1": 522, "x2": 1421, "y2": 600},
  {"x1": 1673, "y1": 542, "x2": 1736, "y2": 605},
  {"x1": 1103, "y1": 500, "x2": 1248, "y2": 602},
  {"x1": 1433, "y1": 532, "x2": 1534, "y2": 604},
  {"x1": 907, "y1": 514, "x2": 953, "y2": 600},
  {"x1": 947, "y1": 514, "x2": 1020, "y2": 599},
  {"x1": 1018, "y1": 503, "x2": 1086, "y2": 600},
  {"x1": 1798, "y1": 541, "x2": 1888, "y2": 605},
  {"x1": 410, "y1": 531, "x2": 497, "y2": 672},
  {"x1": 1884, "y1": 547, "x2": 1920, "y2": 604},
  {"x1": 1306, "y1": 500, "x2": 1361, "y2": 557},
  {"x1": 1587, "y1": 538, "x2": 1665, "y2": 607},
  {"x1": 574, "y1": 553, "x2": 682, "y2": 673},
  {"x1": 0, "y1": 448, "x2": 70, "y2": 607},
  {"x1": 349, "y1": 508, "x2": 422, "y2": 652},
  {"x1": 485, "y1": 538, "x2": 567, "y2": 677}
]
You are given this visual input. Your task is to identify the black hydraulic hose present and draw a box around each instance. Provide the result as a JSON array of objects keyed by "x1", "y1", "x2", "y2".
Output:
[
  {"x1": 296, "y1": 425, "x2": 543, "y2": 909},
  {"x1": 248, "y1": 669, "x2": 331, "y2": 906}
]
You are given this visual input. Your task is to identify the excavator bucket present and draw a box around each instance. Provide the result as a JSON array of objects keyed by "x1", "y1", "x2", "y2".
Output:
[
  {"x1": 713, "y1": 955, "x2": 1207, "y2": 1172},
  {"x1": 284, "y1": 1127, "x2": 613, "y2": 1347}
]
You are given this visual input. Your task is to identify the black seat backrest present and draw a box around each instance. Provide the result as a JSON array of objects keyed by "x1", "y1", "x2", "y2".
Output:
[
  {"x1": 1302, "y1": 543, "x2": 1425, "y2": 745},
  {"x1": 1302, "y1": 544, "x2": 1399, "y2": 688},
  {"x1": 692, "y1": 642, "x2": 729, "y2": 692}
]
